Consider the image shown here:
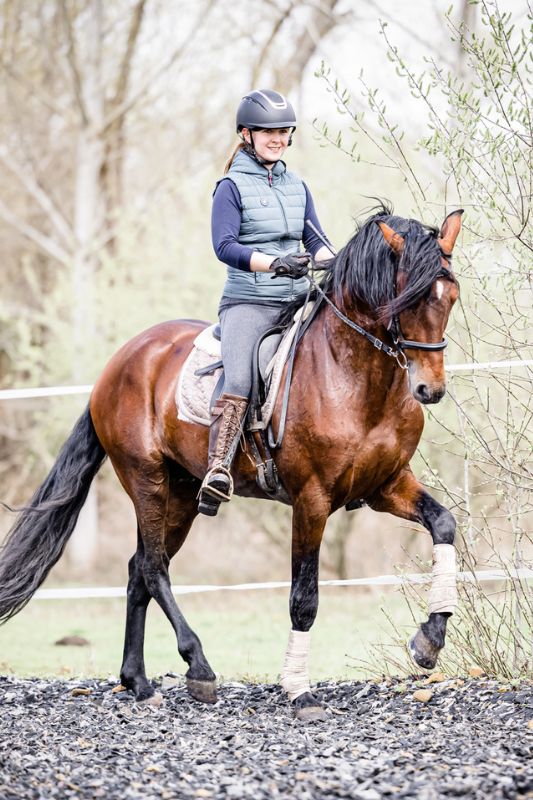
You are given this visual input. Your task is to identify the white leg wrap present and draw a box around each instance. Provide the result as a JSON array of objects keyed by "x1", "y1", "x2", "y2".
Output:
[
  {"x1": 280, "y1": 630, "x2": 311, "y2": 702},
  {"x1": 428, "y1": 543, "x2": 458, "y2": 614}
]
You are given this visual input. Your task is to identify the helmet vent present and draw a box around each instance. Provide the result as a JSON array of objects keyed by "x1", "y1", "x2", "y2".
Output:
[{"x1": 255, "y1": 90, "x2": 287, "y2": 110}]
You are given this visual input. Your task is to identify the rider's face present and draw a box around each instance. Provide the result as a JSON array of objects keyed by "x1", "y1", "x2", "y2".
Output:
[{"x1": 242, "y1": 127, "x2": 291, "y2": 164}]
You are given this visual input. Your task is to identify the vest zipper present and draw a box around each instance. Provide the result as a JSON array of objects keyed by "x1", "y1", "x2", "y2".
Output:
[{"x1": 268, "y1": 171, "x2": 294, "y2": 298}]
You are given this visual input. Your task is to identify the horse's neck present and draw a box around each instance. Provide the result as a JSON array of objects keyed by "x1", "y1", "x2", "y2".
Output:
[{"x1": 318, "y1": 303, "x2": 405, "y2": 394}]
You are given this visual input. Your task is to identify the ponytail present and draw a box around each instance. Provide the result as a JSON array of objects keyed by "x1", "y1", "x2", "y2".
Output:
[{"x1": 224, "y1": 140, "x2": 245, "y2": 174}]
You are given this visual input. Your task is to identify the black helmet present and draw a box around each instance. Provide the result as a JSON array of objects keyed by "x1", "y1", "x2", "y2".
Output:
[{"x1": 236, "y1": 89, "x2": 297, "y2": 132}]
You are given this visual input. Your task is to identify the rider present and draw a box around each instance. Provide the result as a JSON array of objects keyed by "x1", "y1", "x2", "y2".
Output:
[{"x1": 198, "y1": 88, "x2": 333, "y2": 516}]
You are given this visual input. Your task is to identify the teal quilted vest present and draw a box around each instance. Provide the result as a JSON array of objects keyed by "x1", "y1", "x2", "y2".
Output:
[{"x1": 221, "y1": 149, "x2": 308, "y2": 302}]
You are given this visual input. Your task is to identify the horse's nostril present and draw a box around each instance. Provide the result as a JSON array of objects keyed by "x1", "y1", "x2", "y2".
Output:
[
  {"x1": 414, "y1": 383, "x2": 446, "y2": 404},
  {"x1": 416, "y1": 383, "x2": 430, "y2": 401}
]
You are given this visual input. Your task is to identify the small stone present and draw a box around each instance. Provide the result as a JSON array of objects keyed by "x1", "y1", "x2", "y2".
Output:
[
  {"x1": 468, "y1": 666, "x2": 485, "y2": 678},
  {"x1": 425, "y1": 672, "x2": 446, "y2": 684},
  {"x1": 70, "y1": 687, "x2": 91, "y2": 697},
  {"x1": 413, "y1": 689, "x2": 433, "y2": 703},
  {"x1": 0, "y1": 674, "x2": 528, "y2": 796},
  {"x1": 55, "y1": 635, "x2": 90, "y2": 647},
  {"x1": 111, "y1": 684, "x2": 127, "y2": 693},
  {"x1": 76, "y1": 738, "x2": 92, "y2": 748},
  {"x1": 137, "y1": 691, "x2": 163, "y2": 707},
  {"x1": 161, "y1": 675, "x2": 181, "y2": 690},
  {"x1": 353, "y1": 790, "x2": 381, "y2": 800}
]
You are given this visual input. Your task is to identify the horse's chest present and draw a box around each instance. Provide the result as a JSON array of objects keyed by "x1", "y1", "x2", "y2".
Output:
[{"x1": 295, "y1": 400, "x2": 421, "y2": 491}]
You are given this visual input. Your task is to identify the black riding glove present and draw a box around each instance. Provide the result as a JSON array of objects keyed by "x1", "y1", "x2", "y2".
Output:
[{"x1": 269, "y1": 252, "x2": 311, "y2": 279}]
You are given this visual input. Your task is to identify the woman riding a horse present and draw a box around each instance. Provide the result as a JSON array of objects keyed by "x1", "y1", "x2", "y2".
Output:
[
  {"x1": 0, "y1": 89, "x2": 464, "y2": 721},
  {"x1": 199, "y1": 88, "x2": 334, "y2": 515}
]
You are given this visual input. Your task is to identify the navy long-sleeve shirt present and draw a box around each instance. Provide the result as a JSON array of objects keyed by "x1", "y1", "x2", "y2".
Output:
[{"x1": 212, "y1": 178, "x2": 330, "y2": 271}]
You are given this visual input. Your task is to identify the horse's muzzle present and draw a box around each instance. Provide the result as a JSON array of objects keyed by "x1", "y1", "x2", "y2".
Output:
[{"x1": 413, "y1": 382, "x2": 446, "y2": 404}]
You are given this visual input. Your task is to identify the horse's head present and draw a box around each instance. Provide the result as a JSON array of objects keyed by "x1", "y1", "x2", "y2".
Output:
[{"x1": 377, "y1": 210, "x2": 462, "y2": 404}]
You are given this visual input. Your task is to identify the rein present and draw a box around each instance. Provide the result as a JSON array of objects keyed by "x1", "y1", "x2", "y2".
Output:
[
  {"x1": 267, "y1": 220, "x2": 451, "y2": 449},
  {"x1": 308, "y1": 276, "x2": 409, "y2": 370}
]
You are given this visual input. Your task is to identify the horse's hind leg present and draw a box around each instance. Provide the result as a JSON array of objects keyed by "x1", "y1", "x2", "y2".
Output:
[
  {"x1": 120, "y1": 527, "x2": 153, "y2": 702},
  {"x1": 119, "y1": 461, "x2": 216, "y2": 703},
  {"x1": 368, "y1": 466, "x2": 458, "y2": 670},
  {"x1": 158, "y1": 470, "x2": 217, "y2": 703}
]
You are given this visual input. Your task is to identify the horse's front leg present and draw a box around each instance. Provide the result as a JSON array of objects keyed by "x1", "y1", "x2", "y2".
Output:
[
  {"x1": 281, "y1": 490, "x2": 329, "y2": 722},
  {"x1": 369, "y1": 467, "x2": 458, "y2": 670}
]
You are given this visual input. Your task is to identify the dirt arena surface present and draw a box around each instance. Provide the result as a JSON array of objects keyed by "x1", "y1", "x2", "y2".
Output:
[{"x1": 0, "y1": 675, "x2": 531, "y2": 799}]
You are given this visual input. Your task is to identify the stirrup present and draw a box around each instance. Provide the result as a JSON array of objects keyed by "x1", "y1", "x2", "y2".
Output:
[{"x1": 199, "y1": 466, "x2": 234, "y2": 503}]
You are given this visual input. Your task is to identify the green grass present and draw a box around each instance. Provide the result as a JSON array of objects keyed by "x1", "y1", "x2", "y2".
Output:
[{"x1": 0, "y1": 587, "x2": 414, "y2": 682}]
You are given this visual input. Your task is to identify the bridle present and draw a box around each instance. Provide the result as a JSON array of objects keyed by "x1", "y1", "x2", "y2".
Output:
[
  {"x1": 386, "y1": 254, "x2": 452, "y2": 357},
  {"x1": 268, "y1": 244, "x2": 452, "y2": 450},
  {"x1": 306, "y1": 247, "x2": 452, "y2": 371}
]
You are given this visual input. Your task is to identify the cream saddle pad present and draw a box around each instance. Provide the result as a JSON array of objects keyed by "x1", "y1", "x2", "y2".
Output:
[{"x1": 176, "y1": 303, "x2": 314, "y2": 428}]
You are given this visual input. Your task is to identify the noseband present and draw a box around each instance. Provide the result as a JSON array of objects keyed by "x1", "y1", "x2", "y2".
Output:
[{"x1": 388, "y1": 314, "x2": 448, "y2": 355}]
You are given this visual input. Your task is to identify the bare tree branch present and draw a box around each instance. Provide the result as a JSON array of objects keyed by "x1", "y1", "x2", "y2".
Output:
[
  {"x1": 254, "y1": 0, "x2": 342, "y2": 95},
  {"x1": 0, "y1": 198, "x2": 70, "y2": 265},
  {"x1": 251, "y1": 3, "x2": 294, "y2": 87},
  {"x1": 0, "y1": 146, "x2": 75, "y2": 249},
  {"x1": 112, "y1": 0, "x2": 147, "y2": 106},
  {"x1": 0, "y1": 60, "x2": 67, "y2": 117},
  {"x1": 101, "y1": 0, "x2": 217, "y2": 134},
  {"x1": 361, "y1": 0, "x2": 456, "y2": 69},
  {"x1": 58, "y1": 0, "x2": 89, "y2": 124}
]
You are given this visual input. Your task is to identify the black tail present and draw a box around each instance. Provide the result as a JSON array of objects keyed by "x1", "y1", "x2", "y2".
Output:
[{"x1": 0, "y1": 405, "x2": 106, "y2": 623}]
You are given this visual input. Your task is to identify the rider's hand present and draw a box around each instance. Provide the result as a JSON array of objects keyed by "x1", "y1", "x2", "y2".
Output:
[{"x1": 269, "y1": 252, "x2": 311, "y2": 279}]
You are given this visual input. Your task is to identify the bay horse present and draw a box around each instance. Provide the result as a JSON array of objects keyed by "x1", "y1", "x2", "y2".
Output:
[{"x1": 0, "y1": 205, "x2": 462, "y2": 721}]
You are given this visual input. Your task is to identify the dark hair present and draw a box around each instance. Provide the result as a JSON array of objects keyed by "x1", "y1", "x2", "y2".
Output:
[
  {"x1": 325, "y1": 202, "x2": 449, "y2": 320},
  {"x1": 281, "y1": 203, "x2": 455, "y2": 325}
]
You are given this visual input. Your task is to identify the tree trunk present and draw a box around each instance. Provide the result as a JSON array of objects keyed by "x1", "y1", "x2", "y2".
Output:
[
  {"x1": 71, "y1": 0, "x2": 104, "y2": 379},
  {"x1": 69, "y1": 0, "x2": 105, "y2": 567},
  {"x1": 252, "y1": 0, "x2": 341, "y2": 97}
]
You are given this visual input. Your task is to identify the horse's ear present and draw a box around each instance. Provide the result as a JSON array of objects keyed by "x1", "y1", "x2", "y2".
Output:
[
  {"x1": 438, "y1": 209, "x2": 464, "y2": 255},
  {"x1": 377, "y1": 221, "x2": 405, "y2": 255}
]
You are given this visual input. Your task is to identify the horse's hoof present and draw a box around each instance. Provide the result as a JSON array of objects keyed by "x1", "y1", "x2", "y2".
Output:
[
  {"x1": 186, "y1": 677, "x2": 217, "y2": 704},
  {"x1": 408, "y1": 629, "x2": 440, "y2": 670},
  {"x1": 136, "y1": 690, "x2": 163, "y2": 707},
  {"x1": 291, "y1": 691, "x2": 326, "y2": 723},
  {"x1": 294, "y1": 704, "x2": 327, "y2": 723}
]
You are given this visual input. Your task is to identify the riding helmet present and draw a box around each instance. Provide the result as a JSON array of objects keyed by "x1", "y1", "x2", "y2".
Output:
[{"x1": 236, "y1": 89, "x2": 297, "y2": 132}]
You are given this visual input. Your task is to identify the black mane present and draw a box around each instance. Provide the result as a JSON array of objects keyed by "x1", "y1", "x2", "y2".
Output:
[
  {"x1": 281, "y1": 203, "x2": 451, "y2": 326},
  {"x1": 323, "y1": 203, "x2": 448, "y2": 320}
]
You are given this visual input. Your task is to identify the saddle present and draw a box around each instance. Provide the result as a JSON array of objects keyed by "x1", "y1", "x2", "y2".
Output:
[{"x1": 175, "y1": 302, "x2": 318, "y2": 498}]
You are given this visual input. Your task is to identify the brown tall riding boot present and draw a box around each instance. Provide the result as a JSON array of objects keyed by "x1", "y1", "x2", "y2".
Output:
[{"x1": 198, "y1": 393, "x2": 248, "y2": 516}]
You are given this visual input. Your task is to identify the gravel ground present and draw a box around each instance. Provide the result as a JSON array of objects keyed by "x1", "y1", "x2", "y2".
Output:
[{"x1": 0, "y1": 674, "x2": 531, "y2": 799}]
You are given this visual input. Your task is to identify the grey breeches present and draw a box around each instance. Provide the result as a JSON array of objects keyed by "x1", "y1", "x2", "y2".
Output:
[{"x1": 220, "y1": 304, "x2": 284, "y2": 398}]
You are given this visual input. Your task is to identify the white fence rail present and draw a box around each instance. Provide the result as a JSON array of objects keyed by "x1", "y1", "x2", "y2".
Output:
[
  {"x1": 33, "y1": 569, "x2": 533, "y2": 600},
  {"x1": 2, "y1": 361, "x2": 532, "y2": 600},
  {"x1": 0, "y1": 360, "x2": 532, "y2": 402}
]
